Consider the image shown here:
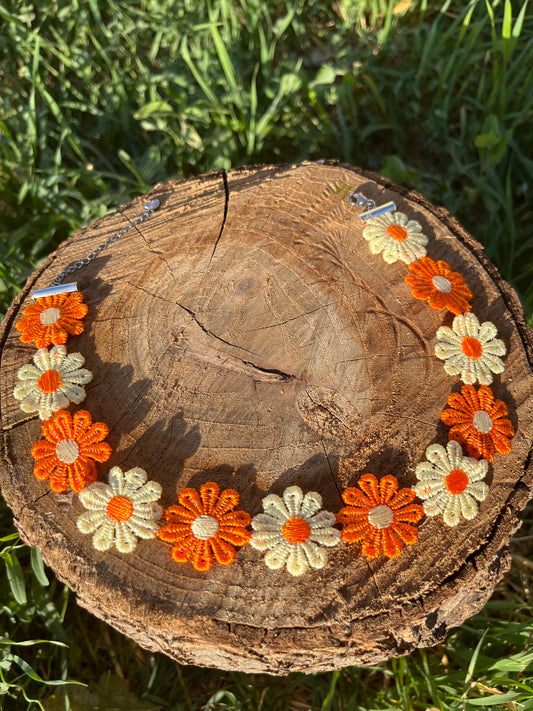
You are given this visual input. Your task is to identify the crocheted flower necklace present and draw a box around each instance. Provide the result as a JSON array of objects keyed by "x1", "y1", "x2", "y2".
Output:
[{"x1": 13, "y1": 192, "x2": 515, "y2": 576}]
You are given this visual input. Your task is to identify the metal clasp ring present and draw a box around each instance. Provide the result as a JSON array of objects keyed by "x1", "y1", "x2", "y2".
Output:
[{"x1": 349, "y1": 192, "x2": 376, "y2": 210}]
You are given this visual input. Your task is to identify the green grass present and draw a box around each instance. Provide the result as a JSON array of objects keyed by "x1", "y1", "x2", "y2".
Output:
[{"x1": 1, "y1": 0, "x2": 533, "y2": 708}]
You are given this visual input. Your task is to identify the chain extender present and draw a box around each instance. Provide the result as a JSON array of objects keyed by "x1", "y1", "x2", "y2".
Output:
[{"x1": 33, "y1": 199, "x2": 160, "y2": 300}]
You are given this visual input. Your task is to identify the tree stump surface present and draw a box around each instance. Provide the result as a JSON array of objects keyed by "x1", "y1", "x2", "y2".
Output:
[{"x1": 1, "y1": 162, "x2": 532, "y2": 674}]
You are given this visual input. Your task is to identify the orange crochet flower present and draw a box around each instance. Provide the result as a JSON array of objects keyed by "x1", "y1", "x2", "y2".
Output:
[
  {"x1": 405, "y1": 257, "x2": 472, "y2": 315},
  {"x1": 440, "y1": 384, "x2": 514, "y2": 462},
  {"x1": 31, "y1": 409, "x2": 112, "y2": 493},
  {"x1": 16, "y1": 292, "x2": 88, "y2": 348},
  {"x1": 157, "y1": 482, "x2": 252, "y2": 571},
  {"x1": 337, "y1": 474, "x2": 424, "y2": 559}
]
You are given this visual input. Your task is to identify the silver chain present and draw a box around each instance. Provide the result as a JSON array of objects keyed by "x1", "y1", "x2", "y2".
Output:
[{"x1": 50, "y1": 199, "x2": 160, "y2": 287}]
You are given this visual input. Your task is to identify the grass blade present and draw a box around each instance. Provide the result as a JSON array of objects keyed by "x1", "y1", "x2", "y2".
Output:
[{"x1": 4, "y1": 551, "x2": 27, "y2": 605}]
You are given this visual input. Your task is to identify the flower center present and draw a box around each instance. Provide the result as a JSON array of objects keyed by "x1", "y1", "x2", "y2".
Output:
[
  {"x1": 367, "y1": 504, "x2": 394, "y2": 529},
  {"x1": 473, "y1": 410, "x2": 493, "y2": 434},
  {"x1": 445, "y1": 468, "x2": 469, "y2": 494},
  {"x1": 55, "y1": 438, "x2": 79, "y2": 464},
  {"x1": 431, "y1": 275, "x2": 452, "y2": 293},
  {"x1": 386, "y1": 224, "x2": 408, "y2": 242},
  {"x1": 191, "y1": 515, "x2": 220, "y2": 540},
  {"x1": 106, "y1": 495, "x2": 134, "y2": 522},
  {"x1": 38, "y1": 369, "x2": 62, "y2": 393},
  {"x1": 39, "y1": 307, "x2": 61, "y2": 326},
  {"x1": 282, "y1": 517, "x2": 311, "y2": 544},
  {"x1": 461, "y1": 336, "x2": 483, "y2": 360}
]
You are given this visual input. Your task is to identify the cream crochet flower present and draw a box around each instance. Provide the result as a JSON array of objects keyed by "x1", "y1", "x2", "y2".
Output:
[
  {"x1": 362, "y1": 211, "x2": 428, "y2": 264},
  {"x1": 435, "y1": 312, "x2": 506, "y2": 385},
  {"x1": 14, "y1": 345, "x2": 93, "y2": 420},
  {"x1": 413, "y1": 440, "x2": 489, "y2": 527},
  {"x1": 250, "y1": 485, "x2": 340, "y2": 576},
  {"x1": 77, "y1": 467, "x2": 163, "y2": 554}
]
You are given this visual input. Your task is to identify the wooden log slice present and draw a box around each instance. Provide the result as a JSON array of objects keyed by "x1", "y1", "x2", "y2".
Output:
[{"x1": 1, "y1": 162, "x2": 532, "y2": 674}]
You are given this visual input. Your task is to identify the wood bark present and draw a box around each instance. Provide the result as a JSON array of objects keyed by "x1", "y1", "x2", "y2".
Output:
[{"x1": 1, "y1": 162, "x2": 532, "y2": 674}]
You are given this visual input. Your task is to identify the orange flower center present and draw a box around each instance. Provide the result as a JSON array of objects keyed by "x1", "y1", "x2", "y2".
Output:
[
  {"x1": 431, "y1": 275, "x2": 452, "y2": 293},
  {"x1": 461, "y1": 336, "x2": 483, "y2": 360},
  {"x1": 473, "y1": 410, "x2": 493, "y2": 434},
  {"x1": 38, "y1": 369, "x2": 62, "y2": 393},
  {"x1": 368, "y1": 504, "x2": 394, "y2": 529},
  {"x1": 282, "y1": 517, "x2": 311, "y2": 544},
  {"x1": 445, "y1": 468, "x2": 469, "y2": 494},
  {"x1": 55, "y1": 438, "x2": 79, "y2": 464},
  {"x1": 39, "y1": 307, "x2": 61, "y2": 325},
  {"x1": 386, "y1": 224, "x2": 408, "y2": 242},
  {"x1": 191, "y1": 514, "x2": 220, "y2": 540},
  {"x1": 106, "y1": 495, "x2": 134, "y2": 522}
]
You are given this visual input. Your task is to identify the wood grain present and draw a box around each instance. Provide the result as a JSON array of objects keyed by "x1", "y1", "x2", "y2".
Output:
[{"x1": 1, "y1": 162, "x2": 532, "y2": 673}]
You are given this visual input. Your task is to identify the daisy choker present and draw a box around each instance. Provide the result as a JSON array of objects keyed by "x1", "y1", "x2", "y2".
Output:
[{"x1": 12, "y1": 192, "x2": 515, "y2": 576}]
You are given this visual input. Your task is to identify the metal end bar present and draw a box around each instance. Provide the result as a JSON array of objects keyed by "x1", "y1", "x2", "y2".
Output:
[
  {"x1": 32, "y1": 282, "x2": 78, "y2": 300},
  {"x1": 360, "y1": 201, "x2": 397, "y2": 222}
]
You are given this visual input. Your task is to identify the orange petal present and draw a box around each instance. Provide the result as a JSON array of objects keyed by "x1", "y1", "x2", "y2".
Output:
[
  {"x1": 378, "y1": 475, "x2": 399, "y2": 504},
  {"x1": 191, "y1": 539, "x2": 214, "y2": 571},
  {"x1": 490, "y1": 429, "x2": 513, "y2": 456},
  {"x1": 83, "y1": 422, "x2": 110, "y2": 445},
  {"x1": 210, "y1": 536, "x2": 237, "y2": 565},
  {"x1": 178, "y1": 488, "x2": 204, "y2": 515},
  {"x1": 199, "y1": 482, "x2": 221, "y2": 515},
  {"x1": 391, "y1": 521, "x2": 419, "y2": 545},
  {"x1": 356, "y1": 474, "x2": 380, "y2": 506},
  {"x1": 212, "y1": 488, "x2": 241, "y2": 517},
  {"x1": 162, "y1": 505, "x2": 197, "y2": 525},
  {"x1": 221, "y1": 510, "x2": 251, "y2": 527},
  {"x1": 49, "y1": 467, "x2": 69, "y2": 493},
  {"x1": 381, "y1": 528, "x2": 403, "y2": 558},
  {"x1": 428, "y1": 291, "x2": 454, "y2": 310},
  {"x1": 441, "y1": 408, "x2": 469, "y2": 428},
  {"x1": 82, "y1": 441, "x2": 112, "y2": 463},
  {"x1": 69, "y1": 460, "x2": 97, "y2": 493},
  {"x1": 170, "y1": 540, "x2": 195, "y2": 563},
  {"x1": 31, "y1": 440, "x2": 56, "y2": 461},
  {"x1": 337, "y1": 506, "x2": 369, "y2": 525},
  {"x1": 43, "y1": 410, "x2": 74, "y2": 443},
  {"x1": 33, "y1": 456, "x2": 58, "y2": 480},
  {"x1": 59, "y1": 319, "x2": 85, "y2": 338},
  {"x1": 361, "y1": 528, "x2": 383, "y2": 558},
  {"x1": 341, "y1": 487, "x2": 373, "y2": 509},
  {"x1": 157, "y1": 523, "x2": 193, "y2": 543},
  {"x1": 340, "y1": 519, "x2": 372, "y2": 543},
  {"x1": 71, "y1": 410, "x2": 93, "y2": 437},
  {"x1": 389, "y1": 487, "x2": 417, "y2": 511},
  {"x1": 218, "y1": 522, "x2": 251, "y2": 547},
  {"x1": 393, "y1": 502, "x2": 424, "y2": 524},
  {"x1": 488, "y1": 400, "x2": 511, "y2": 422}
]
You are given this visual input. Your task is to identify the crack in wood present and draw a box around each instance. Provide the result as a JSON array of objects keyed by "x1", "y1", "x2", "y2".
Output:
[
  {"x1": 242, "y1": 301, "x2": 343, "y2": 332},
  {"x1": 210, "y1": 168, "x2": 230, "y2": 263},
  {"x1": 298, "y1": 386, "x2": 360, "y2": 442},
  {"x1": 173, "y1": 328, "x2": 296, "y2": 383},
  {"x1": 1, "y1": 415, "x2": 40, "y2": 433},
  {"x1": 320, "y1": 439, "x2": 342, "y2": 500},
  {"x1": 174, "y1": 301, "x2": 297, "y2": 382}
]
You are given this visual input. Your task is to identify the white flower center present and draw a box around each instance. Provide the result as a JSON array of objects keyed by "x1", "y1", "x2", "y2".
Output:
[
  {"x1": 431, "y1": 275, "x2": 452, "y2": 293},
  {"x1": 368, "y1": 504, "x2": 394, "y2": 529},
  {"x1": 39, "y1": 307, "x2": 61, "y2": 325},
  {"x1": 191, "y1": 515, "x2": 219, "y2": 540},
  {"x1": 473, "y1": 410, "x2": 493, "y2": 434},
  {"x1": 55, "y1": 438, "x2": 79, "y2": 464}
]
